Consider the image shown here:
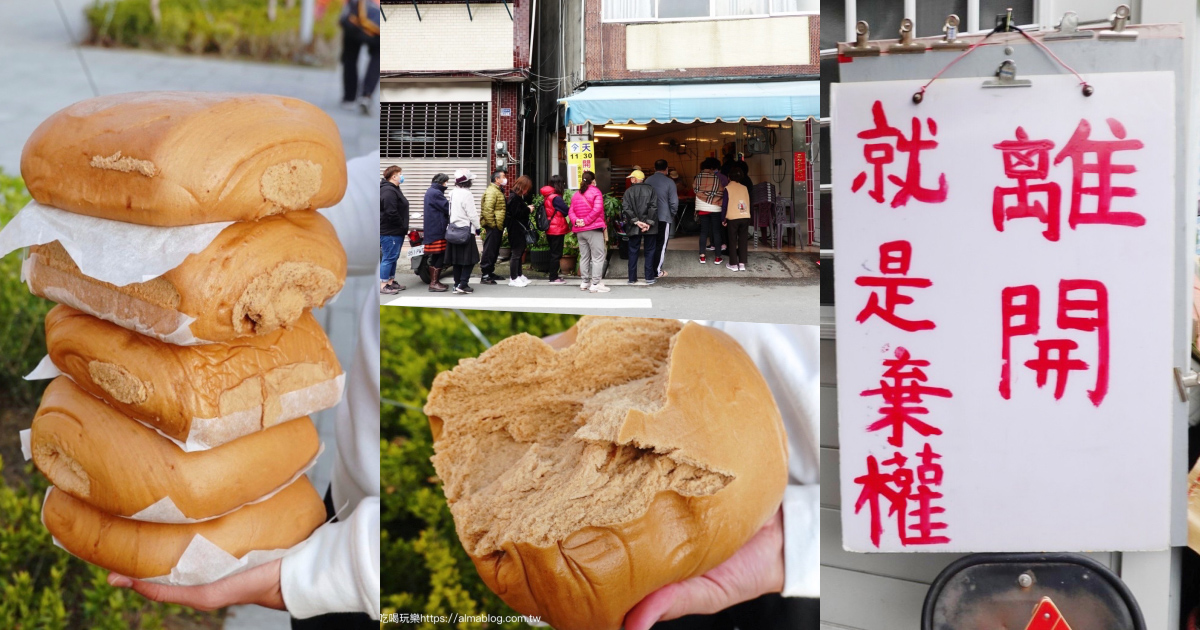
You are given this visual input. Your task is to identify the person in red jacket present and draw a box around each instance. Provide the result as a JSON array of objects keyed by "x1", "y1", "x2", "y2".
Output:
[{"x1": 540, "y1": 175, "x2": 570, "y2": 285}]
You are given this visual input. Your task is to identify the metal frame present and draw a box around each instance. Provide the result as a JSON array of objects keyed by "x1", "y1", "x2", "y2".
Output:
[{"x1": 921, "y1": 553, "x2": 1147, "y2": 630}]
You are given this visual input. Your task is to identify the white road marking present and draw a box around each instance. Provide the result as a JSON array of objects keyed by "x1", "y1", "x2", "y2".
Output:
[{"x1": 382, "y1": 297, "x2": 653, "y2": 309}]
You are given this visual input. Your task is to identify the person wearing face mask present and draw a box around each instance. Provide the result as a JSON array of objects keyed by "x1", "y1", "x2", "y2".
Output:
[
  {"x1": 505, "y1": 175, "x2": 535, "y2": 286},
  {"x1": 478, "y1": 170, "x2": 508, "y2": 285},
  {"x1": 422, "y1": 173, "x2": 452, "y2": 292},
  {"x1": 379, "y1": 166, "x2": 407, "y2": 294},
  {"x1": 446, "y1": 170, "x2": 482, "y2": 294}
]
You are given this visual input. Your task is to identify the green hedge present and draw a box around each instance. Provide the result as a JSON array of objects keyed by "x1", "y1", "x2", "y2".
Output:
[
  {"x1": 85, "y1": 0, "x2": 345, "y2": 65},
  {"x1": 0, "y1": 172, "x2": 212, "y2": 628},
  {"x1": 0, "y1": 172, "x2": 51, "y2": 406},
  {"x1": 381, "y1": 308, "x2": 581, "y2": 629}
]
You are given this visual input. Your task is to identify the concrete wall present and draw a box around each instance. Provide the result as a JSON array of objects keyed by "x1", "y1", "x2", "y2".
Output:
[
  {"x1": 625, "y1": 17, "x2": 811, "y2": 70},
  {"x1": 383, "y1": 4, "x2": 516, "y2": 71}
]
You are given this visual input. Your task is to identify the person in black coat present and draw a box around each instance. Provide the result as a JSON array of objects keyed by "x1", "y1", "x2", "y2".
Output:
[
  {"x1": 504, "y1": 175, "x2": 535, "y2": 286},
  {"x1": 380, "y1": 166, "x2": 408, "y2": 294},
  {"x1": 422, "y1": 173, "x2": 452, "y2": 292}
]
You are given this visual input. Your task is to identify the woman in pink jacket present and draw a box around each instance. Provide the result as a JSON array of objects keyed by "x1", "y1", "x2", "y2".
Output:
[{"x1": 569, "y1": 171, "x2": 609, "y2": 293}]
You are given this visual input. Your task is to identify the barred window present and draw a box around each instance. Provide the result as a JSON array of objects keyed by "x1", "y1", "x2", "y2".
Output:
[{"x1": 380, "y1": 102, "x2": 489, "y2": 159}]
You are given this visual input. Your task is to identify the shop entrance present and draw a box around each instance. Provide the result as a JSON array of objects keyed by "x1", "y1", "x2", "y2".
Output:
[{"x1": 574, "y1": 119, "x2": 808, "y2": 256}]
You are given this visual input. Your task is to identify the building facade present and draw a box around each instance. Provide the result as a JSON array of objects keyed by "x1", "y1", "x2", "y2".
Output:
[
  {"x1": 381, "y1": 0, "x2": 532, "y2": 225},
  {"x1": 533, "y1": 0, "x2": 821, "y2": 245}
]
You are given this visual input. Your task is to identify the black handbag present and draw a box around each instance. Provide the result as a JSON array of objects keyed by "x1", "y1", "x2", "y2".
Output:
[{"x1": 446, "y1": 223, "x2": 472, "y2": 245}]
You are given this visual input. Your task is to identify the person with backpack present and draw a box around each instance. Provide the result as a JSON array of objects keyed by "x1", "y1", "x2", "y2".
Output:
[
  {"x1": 505, "y1": 175, "x2": 535, "y2": 287},
  {"x1": 724, "y1": 167, "x2": 753, "y2": 272},
  {"x1": 479, "y1": 170, "x2": 507, "y2": 285},
  {"x1": 539, "y1": 175, "x2": 570, "y2": 285},
  {"x1": 339, "y1": 0, "x2": 380, "y2": 115},
  {"x1": 621, "y1": 169, "x2": 659, "y2": 285},
  {"x1": 379, "y1": 165, "x2": 407, "y2": 294},
  {"x1": 569, "y1": 170, "x2": 609, "y2": 293}
]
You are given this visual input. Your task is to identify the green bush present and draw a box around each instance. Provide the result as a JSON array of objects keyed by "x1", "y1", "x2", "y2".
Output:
[
  {"x1": 380, "y1": 309, "x2": 581, "y2": 629},
  {"x1": 0, "y1": 172, "x2": 51, "y2": 406},
  {"x1": 85, "y1": 0, "x2": 345, "y2": 65}
]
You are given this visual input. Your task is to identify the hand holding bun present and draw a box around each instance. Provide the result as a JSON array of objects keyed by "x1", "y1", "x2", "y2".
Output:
[{"x1": 424, "y1": 317, "x2": 789, "y2": 630}]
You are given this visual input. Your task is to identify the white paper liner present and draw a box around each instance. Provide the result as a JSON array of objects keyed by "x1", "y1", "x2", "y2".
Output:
[
  {"x1": 23, "y1": 354, "x2": 62, "y2": 380},
  {"x1": 130, "y1": 442, "x2": 325, "y2": 523},
  {"x1": 0, "y1": 200, "x2": 232, "y2": 286},
  {"x1": 20, "y1": 428, "x2": 31, "y2": 461},
  {"x1": 43, "y1": 486, "x2": 325, "y2": 587},
  {"x1": 22, "y1": 358, "x2": 344, "y2": 452}
]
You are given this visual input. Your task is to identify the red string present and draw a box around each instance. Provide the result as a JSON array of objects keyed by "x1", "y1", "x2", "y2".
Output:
[{"x1": 914, "y1": 28, "x2": 1092, "y2": 102}]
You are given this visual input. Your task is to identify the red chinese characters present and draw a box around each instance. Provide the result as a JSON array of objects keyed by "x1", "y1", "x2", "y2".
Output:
[
  {"x1": 992, "y1": 119, "x2": 1144, "y2": 241},
  {"x1": 860, "y1": 347, "x2": 952, "y2": 448},
  {"x1": 1000, "y1": 279, "x2": 1110, "y2": 406},
  {"x1": 851, "y1": 100, "x2": 948, "y2": 208},
  {"x1": 855, "y1": 240, "x2": 935, "y2": 332},
  {"x1": 855, "y1": 348, "x2": 952, "y2": 547}
]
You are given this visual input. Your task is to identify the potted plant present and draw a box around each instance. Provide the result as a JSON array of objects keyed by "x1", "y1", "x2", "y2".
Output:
[
  {"x1": 498, "y1": 231, "x2": 511, "y2": 262},
  {"x1": 560, "y1": 231, "x2": 579, "y2": 276},
  {"x1": 604, "y1": 193, "x2": 629, "y2": 259}
]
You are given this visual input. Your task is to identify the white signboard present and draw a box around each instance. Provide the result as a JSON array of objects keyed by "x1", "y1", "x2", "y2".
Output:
[{"x1": 833, "y1": 72, "x2": 1176, "y2": 552}]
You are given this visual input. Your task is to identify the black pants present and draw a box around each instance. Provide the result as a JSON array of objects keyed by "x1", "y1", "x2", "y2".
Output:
[
  {"x1": 651, "y1": 220, "x2": 671, "y2": 276},
  {"x1": 291, "y1": 489, "x2": 375, "y2": 629},
  {"x1": 725, "y1": 219, "x2": 750, "y2": 266},
  {"x1": 628, "y1": 233, "x2": 658, "y2": 282},
  {"x1": 698, "y1": 213, "x2": 723, "y2": 255},
  {"x1": 547, "y1": 234, "x2": 565, "y2": 281},
  {"x1": 341, "y1": 27, "x2": 379, "y2": 102},
  {"x1": 654, "y1": 594, "x2": 819, "y2": 630},
  {"x1": 509, "y1": 234, "x2": 527, "y2": 280},
  {"x1": 453, "y1": 264, "x2": 471, "y2": 287},
  {"x1": 479, "y1": 228, "x2": 502, "y2": 278}
]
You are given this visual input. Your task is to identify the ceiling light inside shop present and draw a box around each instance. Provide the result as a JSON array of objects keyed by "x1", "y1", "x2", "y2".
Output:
[
  {"x1": 594, "y1": 131, "x2": 622, "y2": 138},
  {"x1": 604, "y1": 124, "x2": 648, "y2": 131},
  {"x1": 720, "y1": 131, "x2": 737, "y2": 136}
]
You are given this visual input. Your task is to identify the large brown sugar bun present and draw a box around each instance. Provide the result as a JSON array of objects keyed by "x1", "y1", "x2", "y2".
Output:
[
  {"x1": 31, "y1": 376, "x2": 321, "y2": 520},
  {"x1": 45, "y1": 305, "x2": 342, "y2": 444},
  {"x1": 424, "y1": 316, "x2": 789, "y2": 630},
  {"x1": 27, "y1": 210, "x2": 347, "y2": 343},
  {"x1": 42, "y1": 475, "x2": 326, "y2": 579},
  {"x1": 20, "y1": 92, "x2": 346, "y2": 226}
]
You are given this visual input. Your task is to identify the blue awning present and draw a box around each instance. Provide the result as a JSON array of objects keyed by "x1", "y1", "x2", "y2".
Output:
[{"x1": 559, "y1": 81, "x2": 820, "y2": 126}]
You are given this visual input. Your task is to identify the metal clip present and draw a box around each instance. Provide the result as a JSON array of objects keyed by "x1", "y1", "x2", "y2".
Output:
[
  {"x1": 1174, "y1": 368, "x2": 1199, "y2": 402},
  {"x1": 1044, "y1": 11, "x2": 1095, "y2": 41},
  {"x1": 840, "y1": 20, "x2": 881, "y2": 57},
  {"x1": 889, "y1": 18, "x2": 927, "y2": 54},
  {"x1": 932, "y1": 15, "x2": 970, "y2": 51},
  {"x1": 1098, "y1": 4, "x2": 1137, "y2": 41},
  {"x1": 982, "y1": 59, "x2": 1032, "y2": 89}
]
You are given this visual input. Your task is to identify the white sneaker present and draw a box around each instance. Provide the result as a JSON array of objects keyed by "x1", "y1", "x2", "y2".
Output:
[
  {"x1": 590, "y1": 283, "x2": 611, "y2": 293},
  {"x1": 519, "y1": 276, "x2": 532, "y2": 287},
  {"x1": 508, "y1": 278, "x2": 525, "y2": 287},
  {"x1": 726, "y1": 263, "x2": 738, "y2": 271},
  {"x1": 738, "y1": 263, "x2": 746, "y2": 271},
  {"x1": 580, "y1": 281, "x2": 590, "y2": 291}
]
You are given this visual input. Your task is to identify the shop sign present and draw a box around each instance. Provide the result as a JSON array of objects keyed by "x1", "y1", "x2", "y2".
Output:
[{"x1": 566, "y1": 140, "x2": 594, "y2": 190}]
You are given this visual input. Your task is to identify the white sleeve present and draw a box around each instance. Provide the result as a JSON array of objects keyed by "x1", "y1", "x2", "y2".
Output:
[
  {"x1": 319, "y1": 151, "x2": 380, "y2": 277},
  {"x1": 280, "y1": 496, "x2": 381, "y2": 619},
  {"x1": 782, "y1": 484, "x2": 819, "y2": 598}
]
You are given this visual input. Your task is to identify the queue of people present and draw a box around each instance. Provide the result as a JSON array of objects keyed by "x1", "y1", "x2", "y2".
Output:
[{"x1": 381, "y1": 157, "x2": 758, "y2": 296}]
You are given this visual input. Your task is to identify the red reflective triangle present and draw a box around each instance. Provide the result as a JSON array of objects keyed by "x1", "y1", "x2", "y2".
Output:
[{"x1": 1025, "y1": 597, "x2": 1072, "y2": 630}]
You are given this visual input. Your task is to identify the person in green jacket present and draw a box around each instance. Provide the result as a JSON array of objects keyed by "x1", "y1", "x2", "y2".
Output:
[{"x1": 479, "y1": 170, "x2": 508, "y2": 284}]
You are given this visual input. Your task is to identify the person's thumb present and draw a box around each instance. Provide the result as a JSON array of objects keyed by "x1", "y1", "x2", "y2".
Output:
[{"x1": 624, "y1": 576, "x2": 730, "y2": 630}]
